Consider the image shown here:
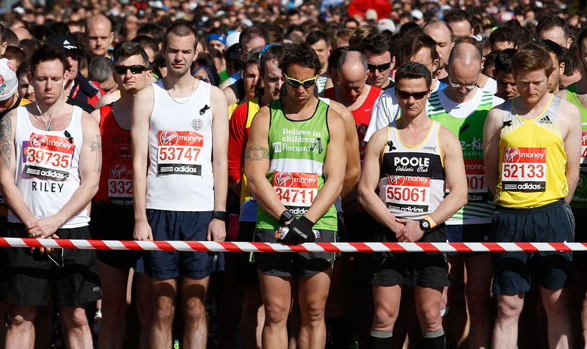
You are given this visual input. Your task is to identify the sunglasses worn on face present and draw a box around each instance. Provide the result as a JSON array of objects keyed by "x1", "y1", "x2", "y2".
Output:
[
  {"x1": 115, "y1": 65, "x2": 147, "y2": 75},
  {"x1": 367, "y1": 62, "x2": 392, "y2": 73},
  {"x1": 284, "y1": 74, "x2": 318, "y2": 89},
  {"x1": 449, "y1": 77, "x2": 478, "y2": 90},
  {"x1": 396, "y1": 89, "x2": 429, "y2": 100}
]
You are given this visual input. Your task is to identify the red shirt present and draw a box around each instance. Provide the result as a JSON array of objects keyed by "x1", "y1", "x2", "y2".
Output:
[
  {"x1": 95, "y1": 105, "x2": 133, "y2": 205},
  {"x1": 324, "y1": 85, "x2": 381, "y2": 159},
  {"x1": 228, "y1": 97, "x2": 263, "y2": 184}
]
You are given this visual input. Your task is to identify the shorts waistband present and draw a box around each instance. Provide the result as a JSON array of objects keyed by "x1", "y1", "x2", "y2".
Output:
[{"x1": 496, "y1": 199, "x2": 565, "y2": 214}]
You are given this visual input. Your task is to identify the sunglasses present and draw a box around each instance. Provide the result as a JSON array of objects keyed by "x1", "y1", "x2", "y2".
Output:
[
  {"x1": 114, "y1": 65, "x2": 147, "y2": 75},
  {"x1": 284, "y1": 74, "x2": 318, "y2": 89},
  {"x1": 367, "y1": 62, "x2": 392, "y2": 73},
  {"x1": 396, "y1": 89, "x2": 429, "y2": 100},
  {"x1": 449, "y1": 77, "x2": 478, "y2": 90}
]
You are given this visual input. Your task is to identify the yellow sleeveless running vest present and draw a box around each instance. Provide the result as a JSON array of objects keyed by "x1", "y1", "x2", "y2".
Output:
[{"x1": 495, "y1": 95, "x2": 568, "y2": 208}]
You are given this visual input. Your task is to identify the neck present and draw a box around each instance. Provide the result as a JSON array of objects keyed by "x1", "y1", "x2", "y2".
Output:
[
  {"x1": 396, "y1": 112, "x2": 429, "y2": 130},
  {"x1": 36, "y1": 97, "x2": 62, "y2": 115},
  {"x1": 118, "y1": 91, "x2": 134, "y2": 109},
  {"x1": 164, "y1": 72, "x2": 196, "y2": 90},
  {"x1": 283, "y1": 96, "x2": 317, "y2": 116},
  {"x1": 515, "y1": 92, "x2": 551, "y2": 116}
]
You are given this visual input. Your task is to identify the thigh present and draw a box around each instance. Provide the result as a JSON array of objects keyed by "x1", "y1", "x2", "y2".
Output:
[
  {"x1": 410, "y1": 226, "x2": 450, "y2": 288},
  {"x1": 258, "y1": 271, "x2": 292, "y2": 316},
  {"x1": 372, "y1": 285, "x2": 402, "y2": 317},
  {"x1": 146, "y1": 210, "x2": 180, "y2": 279},
  {"x1": 298, "y1": 268, "x2": 332, "y2": 308},
  {"x1": 98, "y1": 261, "x2": 131, "y2": 306},
  {"x1": 253, "y1": 229, "x2": 295, "y2": 277},
  {"x1": 178, "y1": 211, "x2": 215, "y2": 279}
]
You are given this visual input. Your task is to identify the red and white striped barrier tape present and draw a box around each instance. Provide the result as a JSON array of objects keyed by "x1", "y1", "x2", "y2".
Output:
[{"x1": 0, "y1": 238, "x2": 584, "y2": 252}]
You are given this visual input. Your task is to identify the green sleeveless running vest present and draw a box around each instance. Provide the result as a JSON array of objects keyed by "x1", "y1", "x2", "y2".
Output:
[
  {"x1": 256, "y1": 99, "x2": 337, "y2": 231},
  {"x1": 566, "y1": 84, "x2": 587, "y2": 208},
  {"x1": 427, "y1": 89, "x2": 496, "y2": 224}
]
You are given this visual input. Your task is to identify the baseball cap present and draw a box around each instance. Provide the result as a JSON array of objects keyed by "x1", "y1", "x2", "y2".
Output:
[
  {"x1": 378, "y1": 18, "x2": 396, "y2": 33},
  {"x1": 226, "y1": 31, "x2": 241, "y2": 50},
  {"x1": 0, "y1": 58, "x2": 18, "y2": 102},
  {"x1": 411, "y1": 9, "x2": 424, "y2": 20},
  {"x1": 46, "y1": 34, "x2": 79, "y2": 51},
  {"x1": 365, "y1": 9, "x2": 378, "y2": 21}
]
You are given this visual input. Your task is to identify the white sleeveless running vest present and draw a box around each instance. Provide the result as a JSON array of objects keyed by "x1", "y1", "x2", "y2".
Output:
[
  {"x1": 146, "y1": 79, "x2": 214, "y2": 211},
  {"x1": 8, "y1": 105, "x2": 89, "y2": 228},
  {"x1": 378, "y1": 121, "x2": 446, "y2": 220}
]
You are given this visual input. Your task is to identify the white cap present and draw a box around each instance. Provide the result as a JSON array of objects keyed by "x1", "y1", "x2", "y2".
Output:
[
  {"x1": 378, "y1": 18, "x2": 396, "y2": 33},
  {"x1": 0, "y1": 59, "x2": 18, "y2": 102},
  {"x1": 226, "y1": 31, "x2": 241, "y2": 50},
  {"x1": 365, "y1": 9, "x2": 378, "y2": 21},
  {"x1": 411, "y1": 9, "x2": 423, "y2": 20}
]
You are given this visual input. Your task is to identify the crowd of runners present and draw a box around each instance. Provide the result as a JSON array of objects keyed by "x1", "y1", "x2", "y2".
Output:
[{"x1": 0, "y1": 0, "x2": 584, "y2": 348}]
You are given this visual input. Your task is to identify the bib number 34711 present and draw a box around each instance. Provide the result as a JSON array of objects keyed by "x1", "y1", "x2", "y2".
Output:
[{"x1": 273, "y1": 171, "x2": 318, "y2": 209}]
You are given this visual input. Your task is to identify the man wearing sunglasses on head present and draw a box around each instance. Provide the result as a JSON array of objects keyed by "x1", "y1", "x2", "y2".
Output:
[
  {"x1": 359, "y1": 62, "x2": 467, "y2": 349},
  {"x1": 88, "y1": 41, "x2": 152, "y2": 349},
  {"x1": 427, "y1": 41, "x2": 504, "y2": 349},
  {"x1": 244, "y1": 44, "x2": 346, "y2": 349}
]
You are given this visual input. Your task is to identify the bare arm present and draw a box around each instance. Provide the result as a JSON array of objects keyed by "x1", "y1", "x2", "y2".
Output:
[
  {"x1": 244, "y1": 107, "x2": 286, "y2": 220},
  {"x1": 428, "y1": 127, "x2": 468, "y2": 224},
  {"x1": 303, "y1": 109, "x2": 346, "y2": 223},
  {"x1": 209, "y1": 86, "x2": 229, "y2": 241},
  {"x1": 483, "y1": 107, "x2": 504, "y2": 196},
  {"x1": 223, "y1": 85, "x2": 237, "y2": 106},
  {"x1": 29, "y1": 113, "x2": 102, "y2": 237},
  {"x1": 357, "y1": 127, "x2": 399, "y2": 232},
  {"x1": 90, "y1": 108, "x2": 101, "y2": 125},
  {"x1": 326, "y1": 100, "x2": 360, "y2": 197},
  {"x1": 560, "y1": 101, "x2": 582, "y2": 202},
  {"x1": 0, "y1": 112, "x2": 37, "y2": 229},
  {"x1": 131, "y1": 85, "x2": 154, "y2": 240}
]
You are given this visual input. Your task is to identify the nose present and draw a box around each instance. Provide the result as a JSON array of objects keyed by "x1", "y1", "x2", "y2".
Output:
[{"x1": 125, "y1": 69, "x2": 133, "y2": 78}]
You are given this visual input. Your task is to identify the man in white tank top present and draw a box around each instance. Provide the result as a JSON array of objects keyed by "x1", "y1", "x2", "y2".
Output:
[
  {"x1": 132, "y1": 21, "x2": 229, "y2": 349},
  {"x1": 358, "y1": 62, "x2": 467, "y2": 349},
  {"x1": 0, "y1": 45, "x2": 102, "y2": 349}
]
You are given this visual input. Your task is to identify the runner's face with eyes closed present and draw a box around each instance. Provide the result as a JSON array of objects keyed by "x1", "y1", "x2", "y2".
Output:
[{"x1": 31, "y1": 59, "x2": 67, "y2": 106}]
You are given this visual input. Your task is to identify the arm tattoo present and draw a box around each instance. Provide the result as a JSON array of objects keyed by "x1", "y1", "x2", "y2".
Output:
[
  {"x1": 89, "y1": 135, "x2": 102, "y2": 173},
  {"x1": 245, "y1": 145, "x2": 269, "y2": 161},
  {"x1": 0, "y1": 116, "x2": 13, "y2": 169}
]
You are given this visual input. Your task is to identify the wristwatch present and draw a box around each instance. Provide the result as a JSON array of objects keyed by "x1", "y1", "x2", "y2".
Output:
[
  {"x1": 419, "y1": 218, "x2": 432, "y2": 232},
  {"x1": 212, "y1": 211, "x2": 227, "y2": 222},
  {"x1": 280, "y1": 210, "x2": 294, "y2": 226}
]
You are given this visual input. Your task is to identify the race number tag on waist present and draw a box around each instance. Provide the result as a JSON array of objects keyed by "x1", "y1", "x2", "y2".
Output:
[
  {"x1": 108, "y1": 164, "x2": 133, "y2": 205},
  {"x1": 385, "y1": 175, "x2": 430, "y2": 213},
  {"x1": 157, "y1": 130, "x2": 203, "y2": 176},
  {"x1": 24, "y1": 133, "x2": 73, "y2": 181},
  {"x1": 465, "y1": 159, "x2": 487, "y2": 202},
  {"x1": 273, "y1": 171, "x2": 318, "y2": 215},
  {"x1": 581, "y1": 131, "x2": 587, "y2": 171},
  {"x1": 502, "y1": 147, "x2": 546, "y2": 192}
]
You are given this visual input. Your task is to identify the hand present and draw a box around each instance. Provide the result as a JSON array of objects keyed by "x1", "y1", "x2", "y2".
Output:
[
  {"x1": 207, "y1": 218, "x2": 226, "y2": 242},
  {"x1": 28, "y1": 216, "x2": 62, "y2": 255},
  {"x1": 280, "y1": 216, "x2": 315, "y2": 245},
  {"x1": 133, "y1": 219, "x2": 153, "y2": 241},
  {"x1": 388, "y1": 216, "x2": 406, "y2": 237},
  {"x1": 394, "y1": 218, "x2": 425, "y2": 243}
]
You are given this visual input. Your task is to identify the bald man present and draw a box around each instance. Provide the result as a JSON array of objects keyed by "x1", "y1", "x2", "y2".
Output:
[
  {"x1": 12, "y1": 27, "x2": 32, "y2": 41},
  {"x1": 87, "y1": 14, "x2": 114, "y2": 57},
  {"x1": 427, "y1": 42, "x2": 504, "y2": 349}
]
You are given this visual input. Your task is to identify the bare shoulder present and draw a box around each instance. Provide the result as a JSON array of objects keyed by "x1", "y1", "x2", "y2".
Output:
[
  {"x1": 134, "y1": 83, "x2": 154, "y2": 101},
  {"x1": 439, "y1": 124, "x2": 459, "y2": 144},
  {"x1": 210, "y1": 85, "x2": 228, "y2": 104},
  {"x1": 326, "y1": 105, "x2": 344, "y2": 129},
  {"x1": 81, "y1": 111, "x2": 100, "y2": 132},
  {"x1": 555, "y1": 89, "x2": 567, "y2": 99},
  {"x1": 368, "y1": 126, "x2": 388, "y2": 147},
  {"x1": 251, "y1": 105, "x2": 270, "y2": 125}
]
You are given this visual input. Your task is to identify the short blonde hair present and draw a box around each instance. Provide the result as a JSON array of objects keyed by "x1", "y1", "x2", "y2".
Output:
[{"x1": 512, "y1": 43, "x2": 554, "y2": 78}]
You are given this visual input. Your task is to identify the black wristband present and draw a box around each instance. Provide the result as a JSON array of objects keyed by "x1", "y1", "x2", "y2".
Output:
[
  {"x1": 280, "y1": 210, "x2": 294, "y2": 226},
  {"x1": 212, "y1": 211, "x2": 227, "y2": 222},
  {"x1": 297, "y1": 216, "x2": 314, "y2": 227}
]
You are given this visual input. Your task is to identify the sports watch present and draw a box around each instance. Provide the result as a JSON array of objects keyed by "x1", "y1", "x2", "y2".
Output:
[
  {"x1": 419, "y1": 219, "x2": 432, "y2": 232},
  {"x1": 280, "y1": 210, "x2": 294, "y2": 226},
  {"x1": 212, "y1": 211, "x2": 227, "y2": 222}
]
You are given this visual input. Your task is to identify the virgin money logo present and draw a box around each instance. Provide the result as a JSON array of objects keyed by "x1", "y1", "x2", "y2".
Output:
[
  {"x1": 110, "y1": 164, "x2": 128, "y2": 179},
  {"x1": 389, "y1": 175, "x2": 405, "y2": 186},
  {"x1": 30, "y1": 134, "x2": 48, "y2": 149},
  {"x1": 275, "y1": 172, "x2": 293, "y2": 187},
  {"x1": 159, "y1": 131, "x2": 178, "y2": 146},
  {"x1": 504, "y1": 147, "x2": 520, "y2": 163},
  {"x1": 6, "y1": 61, "x2": 14, "y2": 72}
]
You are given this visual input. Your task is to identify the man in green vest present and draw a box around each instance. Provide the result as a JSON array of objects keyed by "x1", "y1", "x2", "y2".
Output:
[
  {"x1": 427, "y1": 42, "x2": 504, "y2": 349},
  {"x1": 244, "y1": 44, "x2": 346, "y2": 349}
]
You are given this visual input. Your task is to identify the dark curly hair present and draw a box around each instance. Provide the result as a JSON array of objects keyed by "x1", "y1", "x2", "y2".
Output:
[{"x1": 279, "y1": 44, "x2": 321, "y2": 75}]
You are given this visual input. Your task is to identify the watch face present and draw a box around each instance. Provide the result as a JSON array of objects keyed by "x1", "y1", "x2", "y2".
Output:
[{"x1": 421, "y1": 220, "x2": 430, "y2": 230}]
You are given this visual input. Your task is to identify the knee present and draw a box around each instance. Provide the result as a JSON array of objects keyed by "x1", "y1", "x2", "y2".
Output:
[
  {"x1": 183, "y1": 297, "x2": 206, "y2": 324},
  {"x1": 264, "y1": 301, "x2": 289, "y2": 325},
  {"x1": 302, "y1": 299, "x2": 326, "y2": 324},
  {"x1": 9, "y1": 311, "x2": 35, "y2": 328},
  {"x1": 418, "y1": 308, "x2": 442, "y2": 332},
  {"x1": 372, "y1": 305, "x2": 397, "y2": 330},
  {"x1": 153, "y1": 297, "x2": 175, "y2": 323},
  {"x1": 63, "y1": 308, "x2": 89, "y2": 329},
  {"x1": 496, "y1": 297, "x2": 523, "y2": 319}
]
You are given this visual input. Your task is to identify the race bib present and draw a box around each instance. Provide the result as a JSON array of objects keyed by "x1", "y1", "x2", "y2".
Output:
[
  {"x1": 465, "y1": 159, "x2": 487, "y2": 202},
  {"x1": 502, "y1": 147, "x2": 546, "y2": 192},
  {"x1": 273, "y1": 171, "x2": 318, "y2": 214},
  {"x1": 24, "y1": 133, "x2": 73, "y2": 181},
  {"x1": 108, "y1": 164, "x2": 133, "y2": 205},
  {"x1": 157, "y1": 130, "x2": 203, "y2": 176},
  {"x1": 385, "y1": 175, "x2": 430, "y2": 213}
]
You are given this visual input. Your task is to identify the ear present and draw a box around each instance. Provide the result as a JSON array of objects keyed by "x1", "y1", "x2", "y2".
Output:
[{"x1": 559, "y1": 62, "x2": 565, "y2": 75}]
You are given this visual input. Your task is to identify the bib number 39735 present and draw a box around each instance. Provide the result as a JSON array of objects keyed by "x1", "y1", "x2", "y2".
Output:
[
  {"x1": 502, "y1": 147, "x2": 546, "y2": 192},
  {"x1": 157, "y1": 130, "x2": 203, "y2": 176},
  {"x1": 273, "y1": 171, "x2": 318, "y2": 213},
  {"x1": 25, "y1": 133, "x2": 73, "y2": 181}
]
